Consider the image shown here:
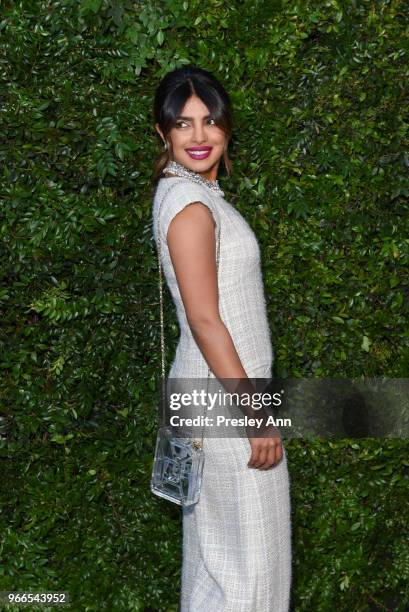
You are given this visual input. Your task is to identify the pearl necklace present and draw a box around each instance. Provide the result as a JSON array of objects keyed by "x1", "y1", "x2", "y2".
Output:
[{"x1": 162, "y1": 160, "x2": 225, "y2": 197}]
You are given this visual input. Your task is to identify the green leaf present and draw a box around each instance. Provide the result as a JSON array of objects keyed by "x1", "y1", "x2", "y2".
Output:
[{"x1": 361, "y1": 336, "x2": 370, "y2": 352}]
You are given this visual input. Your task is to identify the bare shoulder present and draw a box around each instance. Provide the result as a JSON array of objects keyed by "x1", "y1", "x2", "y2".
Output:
[{"x1": 167, "y1": 201, "x2": 216, "y2": 237}]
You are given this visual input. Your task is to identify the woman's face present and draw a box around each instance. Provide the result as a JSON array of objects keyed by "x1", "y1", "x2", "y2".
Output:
[{"x1": 156, "y1": 94, "x2": 227, "y2": 181}]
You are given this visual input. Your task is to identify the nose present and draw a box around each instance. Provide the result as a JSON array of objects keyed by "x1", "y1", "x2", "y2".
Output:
[{"x1": 192, "y1": 121, "x2": 207, "y2": 144}]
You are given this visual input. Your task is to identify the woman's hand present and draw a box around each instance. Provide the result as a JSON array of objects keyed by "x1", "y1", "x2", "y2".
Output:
[{"x1": 246, "y1": 414, "x2": 283, "y2": 470}]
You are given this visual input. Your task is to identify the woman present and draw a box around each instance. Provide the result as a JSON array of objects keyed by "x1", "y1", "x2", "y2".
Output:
[{"x1": 152, "y1": 65, "x2": 292, "y2": 612}]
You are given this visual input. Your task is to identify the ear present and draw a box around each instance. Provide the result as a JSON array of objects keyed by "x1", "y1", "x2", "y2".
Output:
[{"x1": 155, "y1": 123, "x2": 165, "y2": 142}]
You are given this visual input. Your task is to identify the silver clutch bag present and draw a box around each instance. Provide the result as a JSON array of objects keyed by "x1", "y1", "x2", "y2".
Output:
[
  {"x1": 150, "y1": 180, "x2": 221, "y2": 507},
  {"x1": 151, "y1": 426, "x2": 205, "y2": 506}
]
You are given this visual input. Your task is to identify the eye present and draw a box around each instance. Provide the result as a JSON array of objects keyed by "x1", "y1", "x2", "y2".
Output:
[
  {"x1": 208, "y1": 118, "x2": 216, "y2": 125},
  {"x1": 175, "y1": 121, "x2": 187, "y2": 128}
]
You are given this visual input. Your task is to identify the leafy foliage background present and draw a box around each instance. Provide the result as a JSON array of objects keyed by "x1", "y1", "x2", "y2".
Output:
[{"x1": 1, "y1": 0, "x2": 408, "y2": 610}]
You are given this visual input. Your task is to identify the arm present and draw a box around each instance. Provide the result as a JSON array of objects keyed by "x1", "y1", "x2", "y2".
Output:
[
  {"x1": 166, "y1": 202, "x2": 283, "y2": 469},
  {"x1": 167, "y1": 201, "x2": 246, "y2": 380}
]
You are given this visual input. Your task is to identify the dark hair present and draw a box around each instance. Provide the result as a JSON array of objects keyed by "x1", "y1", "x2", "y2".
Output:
[{"x1": 152, "y1": 64, "x2": 233, "y2": 182}]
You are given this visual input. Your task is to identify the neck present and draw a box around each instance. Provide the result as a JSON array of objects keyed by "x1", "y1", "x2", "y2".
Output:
[
  {"x1": 163, "y1": 160, "x2": 225, "y2": 197},
  {"x1": 199, "y1": 161, "x2": 220, "y2": 183},
  {"x1": 172, "y1": 159, "x2": 219, "y2": 183}
]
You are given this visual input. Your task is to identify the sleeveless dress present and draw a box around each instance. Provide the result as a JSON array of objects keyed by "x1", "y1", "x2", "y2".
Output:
[{"x1": 152, "y1": 174, "x2": 292, "y2": 612}]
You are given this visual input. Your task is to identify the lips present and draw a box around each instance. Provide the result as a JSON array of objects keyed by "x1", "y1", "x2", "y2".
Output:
[{"x1": 186, "y1": 147, "x2": 213, "y2": 160}]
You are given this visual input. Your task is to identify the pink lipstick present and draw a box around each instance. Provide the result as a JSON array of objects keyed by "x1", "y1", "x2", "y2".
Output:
[{"x1": 185, "y1": 146, "x2": 212, "y2": 160}]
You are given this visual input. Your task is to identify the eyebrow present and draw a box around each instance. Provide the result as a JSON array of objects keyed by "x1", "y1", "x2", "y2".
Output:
[{"x1": 176, "y1": 115, "x2": 212, "y2": 120}]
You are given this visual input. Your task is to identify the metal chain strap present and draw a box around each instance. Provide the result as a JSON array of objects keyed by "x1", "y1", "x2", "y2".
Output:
[{"x1": 155, "y1": 181, "x2": 221, "y2": 448}]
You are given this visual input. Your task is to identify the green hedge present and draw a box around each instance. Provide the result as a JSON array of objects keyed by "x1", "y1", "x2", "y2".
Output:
[{"x1": 1, "y1": 0, "x2": 408, "y2": 610}]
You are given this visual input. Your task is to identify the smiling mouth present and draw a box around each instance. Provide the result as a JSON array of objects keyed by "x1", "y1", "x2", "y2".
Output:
[{"x1": 185, "y1": 148, "x2": 212, "y2": 159}]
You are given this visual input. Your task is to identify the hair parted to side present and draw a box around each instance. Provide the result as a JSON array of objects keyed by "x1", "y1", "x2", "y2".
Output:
[{"x1": 153, "y1": 64, "x2": 233, "y2": 181}]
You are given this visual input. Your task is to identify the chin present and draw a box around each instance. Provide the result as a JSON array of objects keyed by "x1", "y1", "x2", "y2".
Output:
[{"x1": 180, "y1": 153, "x2": 221, "y2": 171}]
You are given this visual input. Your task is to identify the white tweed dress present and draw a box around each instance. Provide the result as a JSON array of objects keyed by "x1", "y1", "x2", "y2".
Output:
[{"x1": 152, "y1": 172, "x2": 292, "y2": 612}]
